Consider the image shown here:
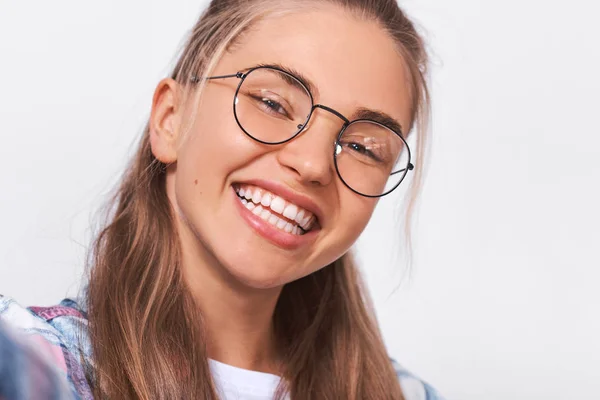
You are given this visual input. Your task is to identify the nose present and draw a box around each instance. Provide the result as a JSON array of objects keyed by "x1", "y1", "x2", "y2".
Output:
[{"x1": 275, "y1": 108, "x2": 340, "y2": 187}]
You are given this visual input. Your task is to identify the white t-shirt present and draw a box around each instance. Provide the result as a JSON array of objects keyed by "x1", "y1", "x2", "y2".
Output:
[
  {"x1": 209, "y1": 359, "x2": 285, "y2": 400},
  {"x1": 209, "y1": 359, "x2": 433, "y2": 400}
]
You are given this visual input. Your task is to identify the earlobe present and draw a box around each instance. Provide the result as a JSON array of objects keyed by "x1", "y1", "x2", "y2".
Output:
[{"x1": 149, "y1": 78, "x2": 182, "y2": 164}]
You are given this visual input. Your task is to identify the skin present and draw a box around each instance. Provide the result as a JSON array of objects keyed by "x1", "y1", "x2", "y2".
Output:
[{"x1": 149, "y1": 4, "x2": 412, "y2": 374}]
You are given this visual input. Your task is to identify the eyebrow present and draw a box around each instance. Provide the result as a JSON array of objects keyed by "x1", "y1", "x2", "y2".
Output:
[
  {"x1": 352, "y1": 108, "x2": 404, "y2": 135},
  {"x1": 254, "y1": 62, "x2": 319, "y2": 98},
  {"x1": 249, "y1": 63, "x2": 404, "y2": 135}
]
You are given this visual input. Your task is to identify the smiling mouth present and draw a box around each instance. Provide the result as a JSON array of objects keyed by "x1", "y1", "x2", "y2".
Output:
[{"x1": 233, "y1": 183, "x2": 318, "y2": 236}]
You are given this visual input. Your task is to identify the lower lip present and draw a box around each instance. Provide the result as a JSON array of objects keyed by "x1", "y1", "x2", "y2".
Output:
[{"x1": 232, "y1": 187, "x2": 318, "y2": 250}]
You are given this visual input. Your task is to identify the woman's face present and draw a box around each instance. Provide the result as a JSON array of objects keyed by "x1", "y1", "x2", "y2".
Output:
[{"x1": 155, "y1": 4, "x2": 412, "y2": 289}]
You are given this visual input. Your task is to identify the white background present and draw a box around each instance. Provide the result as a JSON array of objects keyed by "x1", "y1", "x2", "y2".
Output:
[{"x1": 1, "y1": 1, "x2": 598, "y2": 399}]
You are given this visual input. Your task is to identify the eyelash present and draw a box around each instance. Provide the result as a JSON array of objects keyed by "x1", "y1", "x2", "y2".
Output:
[
  {"x1": 339, "y1": 140, "x2": 383, "y2": 163},
  {"x1": 249, "y1": 94, "x2": 291, "y2": 119}
]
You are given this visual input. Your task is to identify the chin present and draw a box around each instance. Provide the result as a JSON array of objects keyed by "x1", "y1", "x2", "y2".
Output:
[
  {"x1": 223, "y1": 258, "x2": 296, "y2": 290},
  {"x1": 232, "y1": 270, "x2": 289, "y2": 290}
]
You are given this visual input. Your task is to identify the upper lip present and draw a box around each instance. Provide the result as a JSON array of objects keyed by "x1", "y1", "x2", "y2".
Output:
[{"x1": 235, "y1": 179, "x2": 324, "y2": 228}]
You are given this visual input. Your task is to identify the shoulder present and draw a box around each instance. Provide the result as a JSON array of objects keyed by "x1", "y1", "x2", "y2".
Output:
[
  {"x1": 0, "y1": 295, "x2": 94, "y2": 399},
  {"x1": 392, "y1": 359, "x2": 447, "y2": 400}
]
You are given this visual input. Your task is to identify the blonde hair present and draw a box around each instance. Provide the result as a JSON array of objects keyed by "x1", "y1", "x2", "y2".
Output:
[{"x1": 86, "y1": 0, "x2": 430, "y2": 398}]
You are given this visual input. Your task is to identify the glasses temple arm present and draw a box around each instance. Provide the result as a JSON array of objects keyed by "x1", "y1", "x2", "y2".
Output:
[
  {"x1": 390, "y1": 163, "x2": 415, "y2": 175},
  {"x1": 190, "y1": 72, "x2": 243, "y2": 83}
]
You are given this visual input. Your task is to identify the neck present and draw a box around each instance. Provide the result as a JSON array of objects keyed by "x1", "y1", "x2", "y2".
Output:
[{"x1": 177, "y1": 214, "x2": 283, "y2": 375}]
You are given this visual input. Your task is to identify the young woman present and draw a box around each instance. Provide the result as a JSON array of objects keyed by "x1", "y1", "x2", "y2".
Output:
[{"x1": 0, "y1": 0, "x2": 444, "y2": 398}]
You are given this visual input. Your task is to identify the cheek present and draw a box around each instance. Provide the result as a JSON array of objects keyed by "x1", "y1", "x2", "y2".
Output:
[
  {"x1": 177, "y1": 105, "x2": 262, "y2": 187},
  {"x1": 339, "y1": 194, "x2": 378, "y2": 237},
  {"x1": 310, "y1": 196, "x2": 377, "y2": 271}
]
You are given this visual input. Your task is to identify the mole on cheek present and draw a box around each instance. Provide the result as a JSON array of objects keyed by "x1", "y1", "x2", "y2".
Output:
[{"x1": 194, "y1": 179, "x2": 198, "y2": 185}]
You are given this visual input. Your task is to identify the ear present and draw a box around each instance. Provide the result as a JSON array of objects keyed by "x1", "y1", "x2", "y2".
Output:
[{"x1": 149, "y1": 78, "x2": 182, "y2": 164}]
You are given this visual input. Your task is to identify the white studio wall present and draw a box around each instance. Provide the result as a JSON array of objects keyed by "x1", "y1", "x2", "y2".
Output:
[{"x1": 1, "y1": 1, "x2": 598, "y2": 399}]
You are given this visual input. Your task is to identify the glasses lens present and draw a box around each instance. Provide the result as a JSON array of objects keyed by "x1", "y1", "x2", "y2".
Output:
[
  {"x1": 335, "y1": 121, "x2": 410, "y2": 197},
  {"x1": 234, "y1": 68, "x2": 312, "y2": 144}
]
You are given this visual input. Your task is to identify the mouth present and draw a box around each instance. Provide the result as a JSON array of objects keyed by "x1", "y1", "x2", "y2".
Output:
[{"x1": 233, "y1": 183, "x2": 319, "y2": 236}]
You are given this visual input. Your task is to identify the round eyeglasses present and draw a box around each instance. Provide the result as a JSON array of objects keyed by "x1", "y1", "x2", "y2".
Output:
[{"x1": 191, "y1": 65, "x2": 414, "y2": 198}]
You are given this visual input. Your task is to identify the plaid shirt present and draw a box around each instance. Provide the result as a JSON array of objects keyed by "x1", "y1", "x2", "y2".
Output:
[{"x1": 0, "y1": 295, "x2": 445, "y2": 400}]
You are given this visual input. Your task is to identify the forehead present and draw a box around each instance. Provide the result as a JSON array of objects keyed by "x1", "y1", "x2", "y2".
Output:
[{"x1": 217, "y1": 4, "x2": 412, "y2": 130}]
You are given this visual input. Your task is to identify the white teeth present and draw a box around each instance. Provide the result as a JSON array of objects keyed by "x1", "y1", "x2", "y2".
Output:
[
  {"x1": 252, "y1": 190, "x2": 262, "y2": 205},
  {"x1": 294, "y1": 209, "x2": 305, "y2": 225},
  {"x1": 261, "y1": 193, "x2": 272, "y2": 207},
  {"x1": 270, "y1": 196, "x2": 286, "y2": 214},
  {"x1": 301, "y1": 215, "x2": 311, "y2": 227},
  {"x1": 236, "y1": 184, "x2": 316, "y2": 235},
  {"x1": 260, "y1": 208, "x2": 270, "y2": 220},
  {"x1": 276, "y1": 219, "x2": 287, "y2": 229},
  {"x1": 268, "y1": 214, "x2": 278, "y2": 225},
  {"x1": 284, "y1": 222, "x2": 293, "y2": 233},
  {"x1": 283, "y1": 204, "x2": 298, "y2": 220}
]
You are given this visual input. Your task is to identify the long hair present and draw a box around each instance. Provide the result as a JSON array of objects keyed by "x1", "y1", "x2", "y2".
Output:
[{"x1": 86, "y1": 0, "x2": 430, "y2": 398}]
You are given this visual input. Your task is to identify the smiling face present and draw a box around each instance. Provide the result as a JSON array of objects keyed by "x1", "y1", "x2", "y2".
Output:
[{"x1": 151, "y1": 3, "x2": 412, "y2": 289}]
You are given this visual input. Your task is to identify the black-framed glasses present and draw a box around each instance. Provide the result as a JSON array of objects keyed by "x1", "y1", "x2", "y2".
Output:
[{"x1": 191, "y1": 65, "x2": 414, "y2": 198}]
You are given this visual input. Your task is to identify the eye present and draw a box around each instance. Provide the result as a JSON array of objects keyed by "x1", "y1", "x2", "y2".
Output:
[
  {"x1": 341, "y1": 141, "x2": 383, "y2": 163},
  {"x1": 248, "y1": 94, "x2": 291, "y2": 119},
  {"x1": 262, "y1": 98, "x2": 285, "y2": 114}
]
